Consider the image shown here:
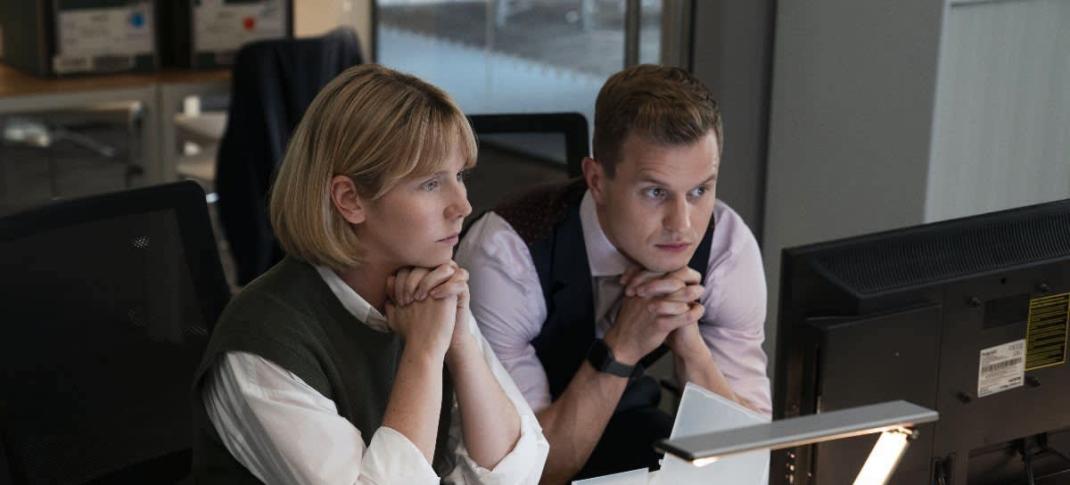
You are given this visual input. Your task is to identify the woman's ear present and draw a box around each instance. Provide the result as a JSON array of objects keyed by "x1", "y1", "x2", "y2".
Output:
[
  {"x1": 582, "y1": 156, "x2": 607, "y2": 204},
  {"x1": 329, "y1": 175, "x2": 367, "y2": 225}
]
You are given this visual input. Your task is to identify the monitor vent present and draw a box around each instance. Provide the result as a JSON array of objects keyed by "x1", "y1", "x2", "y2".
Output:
[{"x1": 812, "y1": 209, "x2": 1070, "y2": 297}]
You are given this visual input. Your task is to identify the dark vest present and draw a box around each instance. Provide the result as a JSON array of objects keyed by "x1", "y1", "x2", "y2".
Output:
[
  {"x1": 191, "y1": 257, "x2": 454, "y2": 483},
  {"x1": 493, "y1": 179, "x2": 713, "y2": 408}
]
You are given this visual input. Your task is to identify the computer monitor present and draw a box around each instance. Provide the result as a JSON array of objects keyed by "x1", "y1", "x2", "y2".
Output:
[{"x1": 773, "y1": 199, "x2": 1070, "y2": 484}]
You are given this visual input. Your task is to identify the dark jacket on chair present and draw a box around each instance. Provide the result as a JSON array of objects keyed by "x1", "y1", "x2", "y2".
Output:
[{"x1": 216, "y1": 28, "x2": 363, "y2": 285}]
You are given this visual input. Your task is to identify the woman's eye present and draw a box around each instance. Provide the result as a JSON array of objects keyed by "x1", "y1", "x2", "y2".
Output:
[
  {"x1": 456, "y1": 169, "x2": 470, "y2": 182},
  {"x1": 422, "y1": 179, "x2": 440, "y2": 191}
]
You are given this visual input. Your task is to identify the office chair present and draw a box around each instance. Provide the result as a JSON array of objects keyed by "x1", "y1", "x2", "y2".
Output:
[
  {"x1": 468, "y1": 112, "x2": 588, "y2": 177},
  {"x1": 464, "y1": 112, "x2": 589, "y2": 222},
  {"x1": 216, "y1": 27, "x2": 363, "y2": 286},
  {"x1": 0, "y1": 181, "x2": 231, "y2": 484},
  {"x1": 0, "y1": 440, "x2": 9, "y2": 484}
]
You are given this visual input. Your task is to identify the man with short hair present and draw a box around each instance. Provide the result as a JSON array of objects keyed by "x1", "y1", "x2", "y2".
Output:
[{"x1": 456, "y1": 64, "x2": 771, "y2": 483}]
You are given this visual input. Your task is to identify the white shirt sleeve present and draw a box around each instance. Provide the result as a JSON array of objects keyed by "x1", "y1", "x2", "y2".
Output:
[
  {"x1": 443, "y1": 308, "x2": 550, "y2": 484},
  {"x1": 202, "y1": 352, "x2": 439, "y2": 485},
  {"x1": 455, "y1": 212, "x2": 553, "y2": 412}
]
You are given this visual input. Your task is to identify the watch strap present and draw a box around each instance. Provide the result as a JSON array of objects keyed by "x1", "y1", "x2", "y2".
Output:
[{"x1": 586, "y1": 339, "x2": 642, "y2": 378}]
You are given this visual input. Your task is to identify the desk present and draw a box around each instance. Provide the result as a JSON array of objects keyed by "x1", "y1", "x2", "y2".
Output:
[{"x1": 0, "y1": 65, "x2": 230, "y2": 191}]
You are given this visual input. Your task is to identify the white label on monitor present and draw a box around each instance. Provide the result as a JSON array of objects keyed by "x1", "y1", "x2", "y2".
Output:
[
  {"x1": 977, "y1": 339, "x2": 1025, "y2": 398},
  {"x1": 193, "y1": 0, "x2": 288, "y2": 53},
  {"x1": 55, "y1": 3, "x2": 155, "y2": 59}
]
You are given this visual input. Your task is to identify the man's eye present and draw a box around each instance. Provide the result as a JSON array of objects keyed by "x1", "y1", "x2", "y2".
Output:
[
  {"x1": 644, "y1": 187, "x2": 667, "y2": 199},
  {"x1": 689, "y1": 186, "x2": 708, "y2": 198}
]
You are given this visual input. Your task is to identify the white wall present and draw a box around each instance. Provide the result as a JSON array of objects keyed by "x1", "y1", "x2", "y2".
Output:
[
  {"x1": 691, "y1": 0, "x2": 775, "y2": 234},
  {"x1": 762, "y1": 0, "x2": 947, "y2": 373},
  {"x1": 761, "y1": 0, "x2": 1070, "y2": 381},
  {"x1": 294, "y1": 0, "x2": 373, "y2": 62},
  {"x1": 926, "y1": 0, "x2": 1070, "y2": 222}
]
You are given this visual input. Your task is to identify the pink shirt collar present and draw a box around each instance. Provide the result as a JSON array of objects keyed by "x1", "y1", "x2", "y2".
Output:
[{"x1": 579, "y1": 190, "x2": 632, "y2": 277}]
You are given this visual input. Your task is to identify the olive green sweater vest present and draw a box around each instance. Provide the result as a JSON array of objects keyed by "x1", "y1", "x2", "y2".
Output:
[{"x1": 191, "y1": 257, "x2": 454, "y2": 483}]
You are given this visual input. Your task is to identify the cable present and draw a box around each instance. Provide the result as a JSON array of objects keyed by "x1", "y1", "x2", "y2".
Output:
[
  {"x1": 1022, "y1": 440, "x2": 1037, "y2": 485},
  {"x1": 931, "y1": 458, "x2": 949, "y2": 485}
]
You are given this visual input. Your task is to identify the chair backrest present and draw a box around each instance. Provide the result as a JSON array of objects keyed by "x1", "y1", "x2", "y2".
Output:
[
  {"x1": 0, "y1": 181, "x2": 230, "y2": 484},
  {"x1": 468, "y1": 112, "x2": 588, "y2": 177},
  {"x1": 465, "y1": 112, "x2": 589, "y2": 221},
  {"x1": 0, "y1": 439, "x2": 9, "y2": 484},
  {"x1": 216, "y1": 27, "x2": 363, "y2": 285}
]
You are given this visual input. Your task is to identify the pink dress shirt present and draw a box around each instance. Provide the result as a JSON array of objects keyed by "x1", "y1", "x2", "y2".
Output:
[{"x1": 455, "y1": 191, "x2": 772, "y2": 416}]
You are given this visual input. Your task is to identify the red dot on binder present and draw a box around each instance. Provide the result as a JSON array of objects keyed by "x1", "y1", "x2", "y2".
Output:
[{"x1": 243, "y1": 17, "x2": 256, "y2": 31}]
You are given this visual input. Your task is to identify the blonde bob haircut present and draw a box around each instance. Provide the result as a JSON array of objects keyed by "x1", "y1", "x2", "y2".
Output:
[{"x1": 269, "y1": 64, "x2": 477, "y2": 270}]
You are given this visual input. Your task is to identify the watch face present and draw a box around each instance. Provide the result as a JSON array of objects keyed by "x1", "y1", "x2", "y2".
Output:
[{"x1": 587, "y1": 340, "x2": 609, "y2": 368}]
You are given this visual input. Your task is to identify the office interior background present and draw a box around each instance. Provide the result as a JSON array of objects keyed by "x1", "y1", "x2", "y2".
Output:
[{"x1": 0, "y1": 0, "x2": 1068, "y2": 483}]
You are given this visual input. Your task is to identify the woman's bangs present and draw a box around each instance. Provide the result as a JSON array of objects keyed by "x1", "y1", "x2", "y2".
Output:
[{"x1": 409, "y1": 110, "x2": 477, "y2": 179}]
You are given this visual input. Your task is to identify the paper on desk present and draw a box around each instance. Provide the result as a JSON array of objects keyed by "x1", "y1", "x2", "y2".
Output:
[{"x1": 652, "y1": 382, "x2": 771, "y2": 485}]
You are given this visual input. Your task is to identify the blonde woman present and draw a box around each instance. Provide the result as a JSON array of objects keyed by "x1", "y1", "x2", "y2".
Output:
[{"x1": 192, "y1": 64, "x2": 549, "y2": 484}]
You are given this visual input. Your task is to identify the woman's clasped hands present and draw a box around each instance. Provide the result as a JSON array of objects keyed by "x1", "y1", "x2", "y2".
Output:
[{"x1": 385, "y1": 261, "x2": 472, "y2": 358}]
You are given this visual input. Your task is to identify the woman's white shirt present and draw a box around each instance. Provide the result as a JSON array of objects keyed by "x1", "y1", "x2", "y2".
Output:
[{"x1": 201, "y1": 265, "x2": 549, "y2": 484}]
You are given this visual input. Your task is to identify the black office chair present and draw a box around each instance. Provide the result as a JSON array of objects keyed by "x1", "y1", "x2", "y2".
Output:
[
  {"x1": 0, "y1": 439, "x2": 10, "y2": 483},
  {"x1": 216, "y1": 27, "x2": 363, "y2": 286},
  {"x1": 464, "y1": 112, "x2": 589, "y2": 222},
  {"x1": 468, "y1": 112, "x2": 588, "y2": 176},
  {"x1": 0, "y1": 181, "x2": 230, "y2": 484}
]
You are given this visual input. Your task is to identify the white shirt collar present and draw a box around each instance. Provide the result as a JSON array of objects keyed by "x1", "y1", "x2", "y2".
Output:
[
  {"x1": 313, "y1": 265, "x2": 391, "y2": 333},
  {"x1": 579, "y1": 190, "x2": 631, "y2": 277}
]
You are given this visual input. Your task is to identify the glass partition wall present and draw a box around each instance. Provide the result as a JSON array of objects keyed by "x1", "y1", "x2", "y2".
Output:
[{"x1": 376, "y1": 0, "x2": 679, "y2": 131}]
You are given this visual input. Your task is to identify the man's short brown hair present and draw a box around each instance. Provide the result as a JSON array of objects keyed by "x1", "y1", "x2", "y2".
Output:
[{"x1": 592, "y1": 64, "x2": 723, "y2": 176}]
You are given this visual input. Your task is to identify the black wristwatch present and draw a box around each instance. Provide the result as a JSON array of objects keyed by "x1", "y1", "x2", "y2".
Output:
[{"x1": 586, "y1": 339, "x2": 642, "y2": 379}]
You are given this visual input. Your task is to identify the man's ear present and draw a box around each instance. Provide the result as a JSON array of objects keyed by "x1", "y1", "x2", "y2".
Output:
[
  {"x1": 582, "y1": 156, "x2": 607, "y2": 204},
  {"x1": 329, "y1": 175, "x2": 367, "y2": 225}
]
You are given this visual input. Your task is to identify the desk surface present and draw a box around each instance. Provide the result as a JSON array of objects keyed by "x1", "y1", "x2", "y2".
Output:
[{"x1": 0, "y1": 65, "x2": 230, "y2": 98}]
